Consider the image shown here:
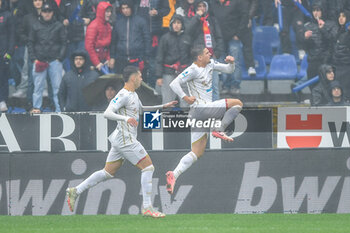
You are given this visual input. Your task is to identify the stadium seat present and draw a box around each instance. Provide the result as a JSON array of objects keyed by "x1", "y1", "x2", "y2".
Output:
[
  {"x1": 267, "y1": 54, "x2": 298, "y2": 80},
  {"x1": 297, "y1": 54, "x2": 308, "y2": 80},
  {"x1": 241, "y1": 55, "x2": 267, "y2": 80},
  {"x1": 253, "y1": 41, "x2": 275, "y2": 64},
  {"x1": 253, "y1": 26, "x2": 280, "y2": 49}
]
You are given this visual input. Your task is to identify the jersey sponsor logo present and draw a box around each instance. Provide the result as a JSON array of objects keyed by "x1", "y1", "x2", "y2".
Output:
[
  {"x1": 181, "y1": 71, "x2": 189, "y2": 78},
  {"x1": 112, "y1": 97, "x2": 119, "y2": 103},
  {"x1": 143, "y1": 110, "x2": 162, "y2": 129}
]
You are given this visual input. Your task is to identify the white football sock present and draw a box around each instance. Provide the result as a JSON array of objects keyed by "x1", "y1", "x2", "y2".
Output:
[
  {"x1": 141, "y1": 165, "x2": 154, "y2": 209},
  {"x1": 76, "y1": 169, "x2": 113, "y2": 195},
  {"x1": 219, "y1": 105, "x2": 242, "y2": 132},
  {"x1": 173, "y1": 151, "x2": 198, "y2": 180}
]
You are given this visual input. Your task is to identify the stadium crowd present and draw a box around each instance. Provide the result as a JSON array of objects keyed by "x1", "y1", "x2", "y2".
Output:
[{"x1": 0, "y1": 0, "x2": 350, "y2": 113}]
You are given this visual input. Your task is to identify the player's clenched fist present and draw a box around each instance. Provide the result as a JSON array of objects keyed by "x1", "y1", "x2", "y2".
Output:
[{"x1": 225, "y1": 56, "x2": 235, "y2": 64}]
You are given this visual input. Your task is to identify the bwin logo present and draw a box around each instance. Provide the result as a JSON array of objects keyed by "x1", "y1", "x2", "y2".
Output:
[{"x1": 143, "y1": 110, "x2": 162, "y2": 129}]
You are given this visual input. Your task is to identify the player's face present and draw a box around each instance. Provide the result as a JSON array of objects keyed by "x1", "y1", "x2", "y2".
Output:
[
  {"x1": 200, "y1": 48, "x2": 211, "y2": 64},
  {"x1": 339, "y1": 13, "x2": 346, "y2": 26},
  {"x1": 172, "y1": 20, "x2": 182, "y2": 33},
  {"x1": 132, "y1": 71, "x2": 143, "y2": 89}
]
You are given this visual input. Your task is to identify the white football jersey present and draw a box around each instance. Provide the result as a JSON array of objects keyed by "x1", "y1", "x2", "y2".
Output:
[
  {"x1": 171, "y1": 59, "x2": 235, "y2": 106},
  {"x1": 108, "y1": 88, "x2": 141, "y2": 147}
]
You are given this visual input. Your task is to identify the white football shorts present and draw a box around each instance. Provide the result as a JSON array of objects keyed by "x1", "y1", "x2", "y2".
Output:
[{"x1": 106, "y1": 141, "x2": 148, "y2": 165}]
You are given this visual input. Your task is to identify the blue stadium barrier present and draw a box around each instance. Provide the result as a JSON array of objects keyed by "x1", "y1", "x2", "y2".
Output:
[
  {"x1": 277, "y1": 3, "x2": 283, "y2": 31},
  {"x1": 292, "y1": 75, "x2": 319, "y2": 92},
  {"x1": 101, "y1": 64, "x2": 111, "y2": 74},
  {"x1": 297, "y1": 54, "x2": 308, "y2": 80},
  {"x1": 267, "y1": 54, "x2": 298, "y2": 80}
]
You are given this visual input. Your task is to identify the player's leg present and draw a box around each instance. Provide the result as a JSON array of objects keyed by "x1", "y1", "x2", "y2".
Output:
[
  {"x1": 166, "y1": 134, "x2": 208, "y2": 194},
  {"x1": 123, "y1": 143, "x2": 165, "y2": 218},
  {"x1": 212, "y1": 98, "x2": 243, "y2": 141},
  {"x1": 66, "y1": 147, "x2": 123, "y2": 212}
]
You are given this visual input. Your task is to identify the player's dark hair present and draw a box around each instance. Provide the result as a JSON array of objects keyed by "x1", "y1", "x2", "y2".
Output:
[
  {"x1": 123, "y1": 66, "x2": 139, "y2": 82},
  {"x1": 191, "y1": 45, "x2": 206, "y2": 61}
]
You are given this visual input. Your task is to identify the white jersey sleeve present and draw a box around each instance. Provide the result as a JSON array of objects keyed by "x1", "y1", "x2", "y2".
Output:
[
  {"x1": 104, "y1": 93, "x2": 130, "y2": 122},
  {"x1": 170, "y1": 67, "x2": 197, "y2": 99},
  {"x1": 213, "y1": 60, "x2": 235, "y2": 74}
]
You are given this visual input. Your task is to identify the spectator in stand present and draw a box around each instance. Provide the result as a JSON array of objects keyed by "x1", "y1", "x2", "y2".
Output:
[
  {"x1": 300, "y1": 2, "x2": 337, "y2": 91},
  {"x1": 58, "y1": 50, "x2": 99, "y2": 112},
  {"x1": 259, "y1": 0, "x2": 274, "y2": 26},
  {"x1": 90, "y1": 0, "x2": 118, "y2": 24},
  {"x1": 155, "y1": 14, "x2": 191, "y2": 106},
  {"x1": 332, "y1": 11, "x2": 350, "y2": 101},
  {"x1": 7, "y1": 0, "x2": 24, "y2": 93},
  {"x1": 60, "y1": 0, "x2": 94, "y2": 71},
  {"x1": 175, "y1": 0, "x2": 196, "y2": 26},
  {"x1": 0, "y1": 0, "x2": 15, "y2": 112},
  {"x1": 315, "y1": 0, "x2": 349, "y2": 22},
  {"x1": 133, "y1": 0, "x2": 169, "y2": 87},
  {"x1": 274, "y1": 0, "x2": 306, "y2": 55},
  {"x1": 85, "y1": 1, "x2": 113, "y2": 73},
  {"x1": 162, "y1": 0, "x2": 176, "y2": 33},
  {"x1": 16, "y1": 0, "x2": 43, "y2": 107},
  {"x1": 92, "y1": 83, "x2": 117, "y2": 111},
  {"x1": 311, "y1": 64, "x2": 336, "y2": 106},
  {"x1": 186, "y1": 0, "x2": 224, "y2": 100},
  {"x1": 211, "y1": 0, "x2": 252, "y2": 95},
  {"x1": 109, "y1": 0, "x2": 151, "y2": 75},
  {"x1": 327, "y1": 81, "x2": 348, "y2": 106},
  {"x1": 28, "y1": 1, "x2": 67, "y2": 113}
]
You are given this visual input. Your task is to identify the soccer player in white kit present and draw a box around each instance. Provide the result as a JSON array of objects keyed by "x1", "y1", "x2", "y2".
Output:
[
  {"x1": 66, "y1": 66, "x2": 177, "y2": 218},
  {"x1": 166, "y1": 45, "x2": 243, "y2": 194}
]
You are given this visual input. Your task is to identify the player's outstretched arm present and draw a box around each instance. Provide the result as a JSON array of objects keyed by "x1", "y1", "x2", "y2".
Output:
[
  {"x1": 213, "y1": 56, "x2": 235, "y2": 74},
  {"x1": 140, "y1": 100, "x2": 178, "y2": 112}
]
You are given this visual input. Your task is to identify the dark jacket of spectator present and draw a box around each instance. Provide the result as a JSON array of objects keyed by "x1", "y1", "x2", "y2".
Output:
[
  {"x1": 311, "y1": 64, "x2": 335, "y2": 106},
  {"x1": 326, "y1": 80, "x2": 347, "y2": 106},
  {"x1": 186, "y1": 0, "x2": 224, "y2": 58},
  {"x1": 27, "y1": 10, "x2": 67, "y2": 62},
  {"x1": 210, "y1": 0, "x2": 249, "y2": 43},
  {"x1": 155, "y1": 14, "x2": 191, "y2": 77},
  {"x1": 134, "y1": 0, "x2": 170, "y2": 36},
  {"x1": 110, "y1": 1, "x2": 151, "y2": 60},
  {"x1": 301, "y1": 3, "x2": 337, "y2": 64},
  {"x1": 332, "y1": 11, "x2": 350, "y2": 65},
  {"x1": 59, "y1": 50, "x2": 99, "y2": 112},
  {"x1": 0, "y1": 0, "x2": 15, "y2": 57},
  {"x1": 17, "y1": 4, "x2": 41, "y2": 46},
  {"x1": 85, "y1": 1, "x2": 112, "y2": 66},
  {"x1": 60, "y1": 0, "x2": 95, "y2": 43}
]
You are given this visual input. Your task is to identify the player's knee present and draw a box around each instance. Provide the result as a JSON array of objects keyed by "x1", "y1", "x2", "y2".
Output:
[
  {"x1": 103, "y1": 169, "x2": 114, "y2": 179},
  {"x1": 227, "y1": 99, "x2": 243, "y2": 108},
  {"x1": 141, "y1": 164, "x2": 155, "y2": 173}
]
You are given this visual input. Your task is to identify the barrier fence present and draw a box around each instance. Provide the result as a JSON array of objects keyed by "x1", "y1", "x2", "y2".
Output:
[{"x1": 1, "y1": 148, "x2": 350, "y2": 215}]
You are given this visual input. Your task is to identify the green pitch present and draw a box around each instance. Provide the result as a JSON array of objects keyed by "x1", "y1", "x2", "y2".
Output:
[{"x1": 1, "y1": 214, "x2": 350, "y2": 233}]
